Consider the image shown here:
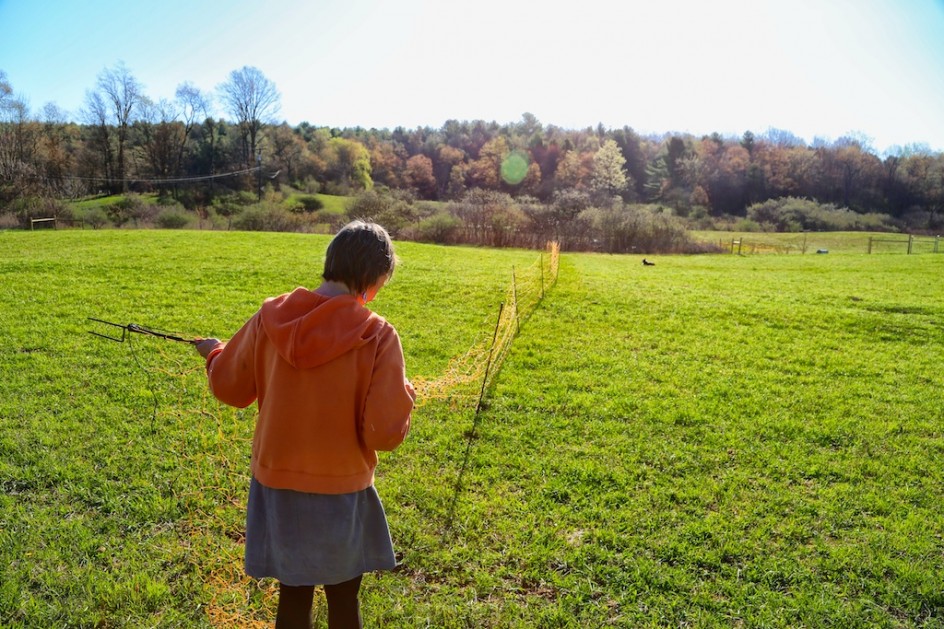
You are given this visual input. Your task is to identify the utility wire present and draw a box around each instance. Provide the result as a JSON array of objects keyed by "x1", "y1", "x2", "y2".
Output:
[{"x1": 36, "y1": 166, "x2": 261, "y2": 185}]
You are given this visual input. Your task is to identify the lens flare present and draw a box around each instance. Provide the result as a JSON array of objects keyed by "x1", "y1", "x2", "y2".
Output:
[{"x1": 500, "y1": 151, "x2": 529, "y2": 185}]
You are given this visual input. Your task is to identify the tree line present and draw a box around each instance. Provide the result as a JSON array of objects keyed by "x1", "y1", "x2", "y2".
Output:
[{"x1": 2, "y1": 64, "x2": 942, "y2": 237}]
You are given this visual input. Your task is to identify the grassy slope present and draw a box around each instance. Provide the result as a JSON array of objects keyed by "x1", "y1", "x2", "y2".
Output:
[
  {"x1": 67, "y1": 192, "x2": 350, "y2": 214},
  {"x1": 1, "y1": 231, "x2": 943, "y2": 627}
]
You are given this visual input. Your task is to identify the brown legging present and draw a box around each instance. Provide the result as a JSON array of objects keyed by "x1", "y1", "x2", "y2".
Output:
[{"x1": 275, "y1": 575, "x2": 363, "y2": 629}]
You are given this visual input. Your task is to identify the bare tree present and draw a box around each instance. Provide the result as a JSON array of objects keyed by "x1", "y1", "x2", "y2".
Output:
[
  {"x1": 218, "y1": 66, "x2": 280, "y2": 168},
  {"x1": 82, "y1": 89, "x2": 114, "y2": 190},
  {"x1": 137, "y1": 97, "x2": 183, "y2": 185},
  {"x1": 0, "y1": 85, "x2": 41, "y2": 199},
  {"x1": 0, "y1": 72, "x2": 20, "y2": 182},
  {"x1": 97, "y1": 62, "x2": 144, "y2": 191},
  {"x1": 174, "y1": 82, "x2": 209, "y2": 176},
  {"x1": 41, "y1": 102, "x2": 74, "y2": 197},
  {"x1": 0, "y1": 70, "x2": 12, "y2": 106}
]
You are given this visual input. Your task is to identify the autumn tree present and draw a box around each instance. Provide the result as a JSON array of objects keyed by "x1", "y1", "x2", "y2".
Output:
[
  {"x1": 404, "y1": 154, "x2": 437, "y2": 198},
  {"x1": 555, "y1": 149, "x2": 593, "y2": 190},
  {"x1": 322, "y1": 137, "x2": 372, "y2": 193},
  {"x1": 367, "y1": 138, "x2": 406, "y2": 189},
  {"x1": 893, "y1": 151, "x2": 944, "y2": 229},
  {"x1": 517, "y1": 161, "x2": 543, "y2": 198},
  {"x1": 590, "y1": 139, "x2": 629, "y2": 199},
  {"x1": 529, "y1": 138, "x2": 561, "y2": 199},
  {"x1": 446, "y1": 161, "x2": 470, "y2": 200},
  {"x1": 830, "y1": 137, "x2": 884, "y2": 211},
  {"x1": 695, "y1": 137, "x2": 750, "y2": 215},
  {"x1": 435, "y1": 144, "x2": 465, "y2": 198},
  {"x1": 758, "y1": 143, "x2": 819, "y2": 200},
  {"x1": 267, "y1": 123, "x2": 316, "y2": 187},
  {"x1": 467, "y1": 136, "x2": 508, "y2": 189}
]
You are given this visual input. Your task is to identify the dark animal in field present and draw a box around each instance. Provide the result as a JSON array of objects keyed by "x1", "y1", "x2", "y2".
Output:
[{"x1": 642, "y1": 258, "x2": 655, "y2": 266}]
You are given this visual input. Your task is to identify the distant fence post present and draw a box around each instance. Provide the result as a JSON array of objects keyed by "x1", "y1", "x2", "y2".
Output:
[
  {"x1": 511, "y1": 267, "x2": 520, "y2": 336},
  {"x1": 935, "y1": 236, "x2": 940, "y2": 254},
  {"x1": 868, "y1": 236, "x2": 873, "y2": 254},
  {"x1": 30, "y1": 217, "x2": 57, "y2": 231},
  {"x1": 908, "y1": 235, "x2": 914, "y2": 255}
]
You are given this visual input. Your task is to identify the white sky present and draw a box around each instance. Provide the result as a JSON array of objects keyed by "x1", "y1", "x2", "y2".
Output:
[{"x1": 2, "y1": 0, "x2": 943, "y2": 154}]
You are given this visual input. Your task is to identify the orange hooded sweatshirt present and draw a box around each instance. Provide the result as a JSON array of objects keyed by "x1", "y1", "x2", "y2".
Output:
[{"x1": 204, "y1": 287, "x2": 415, "y2": 494}]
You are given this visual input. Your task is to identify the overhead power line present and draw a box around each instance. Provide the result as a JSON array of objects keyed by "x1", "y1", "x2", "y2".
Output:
[{"x1": 36, "y1": 166, "x2": 262, "y2": 185}]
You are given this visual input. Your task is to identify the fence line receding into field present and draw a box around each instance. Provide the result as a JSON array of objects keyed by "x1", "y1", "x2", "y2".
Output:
[
  {"x1": 412, "y1": 241, "x2": 559, "y2": 406},
  {"x1": 722, "y1": 234, "x2": 942, "y2": 255}
]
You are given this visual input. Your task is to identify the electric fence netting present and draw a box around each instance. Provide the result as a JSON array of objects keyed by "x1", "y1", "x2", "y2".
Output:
[
  {"x1": 411, "y1": 241, "x2": 560, "y2": 407},
  {"x1": 409, "y1": 242, "x2": 560, "y2": 535},
  {"x1": 86, "y1": 318, "x2": 275, "y2": 627},
  {"x1": 84, "y1": 242, "x2": 560, "y2": 626}
]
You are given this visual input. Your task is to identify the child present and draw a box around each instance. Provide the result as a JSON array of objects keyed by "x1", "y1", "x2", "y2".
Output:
[{"x1": 196, "y1": 220, "x2": 416, "y2": 629}]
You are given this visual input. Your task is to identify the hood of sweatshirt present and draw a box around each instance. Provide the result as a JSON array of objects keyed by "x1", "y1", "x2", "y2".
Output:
[{"x1": 259, "y1": 287, "x2": 385, "y2": 369}]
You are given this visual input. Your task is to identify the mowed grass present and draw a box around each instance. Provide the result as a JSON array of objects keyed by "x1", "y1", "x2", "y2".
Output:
[{"x1": 1, "y1": 230, "x2": 943, "y2": 627}]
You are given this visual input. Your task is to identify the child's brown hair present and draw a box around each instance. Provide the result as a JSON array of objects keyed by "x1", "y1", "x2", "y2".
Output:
[{"x1": 322, "y1": 220, "x2": 397, "y2": 294}]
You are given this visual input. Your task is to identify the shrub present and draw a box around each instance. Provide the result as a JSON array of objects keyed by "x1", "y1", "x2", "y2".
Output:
[
  {"x1": 1, "y1": 196, "x2": 71, "y2": 228},
  {"x1": 172, "y1": 188, "x2": 209, "y2": 210},
  {"x1": 84, "y1": 207, "x2": 108, "y2": 229},
  {"x1": 734, "y1": 218, "x2": 762, "y2": 232},
  {"x1": 347, "y1": 188, "x2": 419, "y2": 237},
  {"x1": 746, "y1": 197, "x2": 897, "y2": 232},
  {"x1": 579, "y1": 203, "x2": 693, "y2": 253},
  {"x1": 299, "y1": 178, "x2": 322, "y2": 194},
  {"x1": 294, "y1": 195, "x2": 324, "y2": 212},
  {"x1": 410, "y1": 211, "x2": 461, "y2": 244},
  {"x1": 156, "y1": 208, "x2": 191, "y2": 229},
  {"x1": 212, "y1": 192, "x2": 258, "y2": 229},
  {"x1": 232, "y1": 204, "x2": 300, "y2": 232},
  {"x1": 447, "y1": 189, "x2": 528, "y2": 247},
  {"x1": 7, "y1": 196, "x2": 43, "y2": 227},
  {"x1": 0, "y1": 213, "x2": 19, "y2": 230},
  {"x1": 104, "y1": 194, "x2": 160, "y2": 228}
]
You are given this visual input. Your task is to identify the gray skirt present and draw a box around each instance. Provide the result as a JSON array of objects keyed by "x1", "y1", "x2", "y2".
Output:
[{"x1": 244, "y1": 477, "x2": 397, "y2": 586}]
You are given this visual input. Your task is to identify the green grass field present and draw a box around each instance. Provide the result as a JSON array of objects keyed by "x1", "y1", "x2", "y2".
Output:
[
  {"x1": 1, "y1": 230, "x2": 943, "y2": 627},
  {"x1": 691, "y1": 230, "x2": 944, "y2": 256}
]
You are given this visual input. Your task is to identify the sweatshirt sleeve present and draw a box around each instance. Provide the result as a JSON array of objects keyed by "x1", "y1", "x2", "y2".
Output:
[
  {"x1": 205, "y1": 312, "x2": 260, "y2": 409},
  {"x1": 361, "y1": 326, "x2": 415, "y2": 452}
]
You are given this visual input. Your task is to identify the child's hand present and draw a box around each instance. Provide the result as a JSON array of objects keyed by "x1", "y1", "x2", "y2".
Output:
[{"x1": 195, "y1": 338, "x2": 222, "y2": 359}]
